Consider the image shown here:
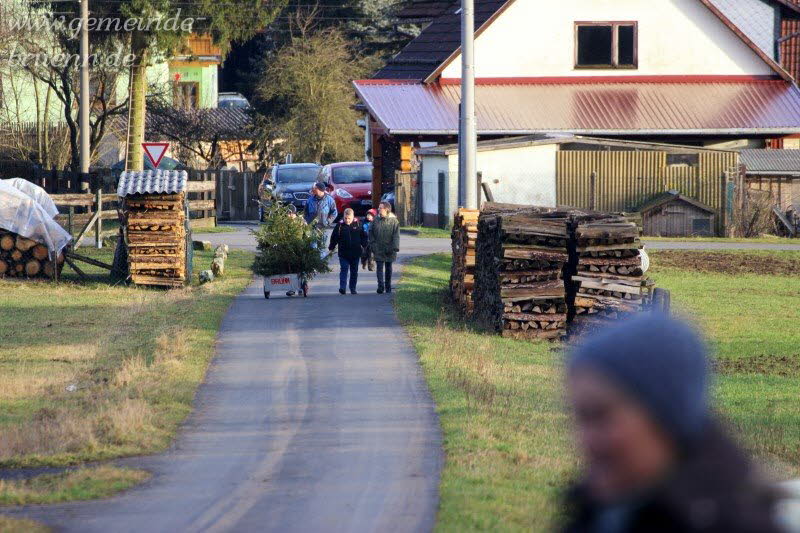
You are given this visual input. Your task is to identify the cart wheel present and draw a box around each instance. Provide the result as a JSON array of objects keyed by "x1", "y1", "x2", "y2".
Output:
[
  {"x1": 652, "y1": 288, "x2": 670, "y2": 313},
  {"x1": 264, "y1": 291, "x2": 270, "y2": 299},
  {"x1": 302, "y1": 282, "x2": 309, "y2": 297}
]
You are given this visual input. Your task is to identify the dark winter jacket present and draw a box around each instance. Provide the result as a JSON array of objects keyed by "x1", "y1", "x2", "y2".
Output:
[
  {"x1": 329, "y1": 219, "x2": 367, "y2": 261},
  {"x1": 562, "y1": 421, "x2": 785, "y2": 533},
  {"x1": 369, "y1": 213, "x2": 400, "y2": 262}
]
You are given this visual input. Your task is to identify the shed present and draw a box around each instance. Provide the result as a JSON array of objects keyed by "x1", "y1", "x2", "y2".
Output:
[
  {"x1": 117, "y1": 170, "x2": 192, "y2": 287},
  {"x1": 639, "y1": 191, "x2": 716, "y2": 237},
  {"x1": 740, "y1": 149, "x2": 800, "y2": 211}
]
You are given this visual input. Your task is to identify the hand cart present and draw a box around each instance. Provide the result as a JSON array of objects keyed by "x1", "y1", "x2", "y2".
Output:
[{"x1": 263, "y1": 273, "x2": 309, "y2": 299}]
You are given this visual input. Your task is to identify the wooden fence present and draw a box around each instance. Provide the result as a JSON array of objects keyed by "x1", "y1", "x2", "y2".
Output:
[
  {"x1": 556, "y1": 151, "x2": 738, "y2": 235},
  {"x1": 50, "y1": 180, "x2": 217, "y2": 247}
]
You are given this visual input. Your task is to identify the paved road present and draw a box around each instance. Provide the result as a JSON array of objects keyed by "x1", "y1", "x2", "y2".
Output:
[
  {"x1": 642, "y1": 240, "x2": 800, "y2": 251},
  {"x1": 9, "y1": 229, "x2": 448, "y2": 533}
]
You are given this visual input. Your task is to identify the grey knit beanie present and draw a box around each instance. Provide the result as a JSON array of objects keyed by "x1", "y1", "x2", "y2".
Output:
[{"x1": 568, "y1": 313, "x2": 711, "y2": 447}]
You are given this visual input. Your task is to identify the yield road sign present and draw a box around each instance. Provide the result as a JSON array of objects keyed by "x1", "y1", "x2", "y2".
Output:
[{"x1": 143, "y1": 142, "x2": 169, "y2": 168}]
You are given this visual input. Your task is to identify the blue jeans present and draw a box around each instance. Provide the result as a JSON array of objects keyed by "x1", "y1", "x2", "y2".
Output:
[{"x1": 339, "y1": 256, "x2": 359, "y2": 292}]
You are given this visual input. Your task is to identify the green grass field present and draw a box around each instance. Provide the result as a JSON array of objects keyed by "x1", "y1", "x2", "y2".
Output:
[
  {"x1": 401, "y1": 226, "x2": 451, "y2": 239},
  {"x1": 0, "y1": 247, "x2": 254, "y2": 475},
  {"x1": 396, "y1": 251, "x2": 800, "y2": 531}
]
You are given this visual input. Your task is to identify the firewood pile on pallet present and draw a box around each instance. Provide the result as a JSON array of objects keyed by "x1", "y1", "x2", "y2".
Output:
[
  {"x1": 569, "y1": 217, "x2": 653, "y2": 337},
  {"x1": 450, "y1": 208, "x2": 479, "y2": 314},
  {"x1": 462, "y1": 202, "x2": 655, "y2": 342},
  {"x1": 118, "y1": 171, "x2": 190, "y2": 288},
  {"x1": 473, "y1": 205, "x2": 572, "y2": 340},
  {"x1": 0, "y1": 231, "x2": 64, "y2": 278}
]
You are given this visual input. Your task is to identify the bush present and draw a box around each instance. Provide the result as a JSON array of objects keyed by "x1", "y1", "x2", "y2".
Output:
[{"x1": 251, "y1": 203, "x2": 331, "y2": 279}]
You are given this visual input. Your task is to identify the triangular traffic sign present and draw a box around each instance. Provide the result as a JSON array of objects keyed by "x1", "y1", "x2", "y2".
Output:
[{"x1": 142, "y1": 142, "x2": 169, "y2": 168}]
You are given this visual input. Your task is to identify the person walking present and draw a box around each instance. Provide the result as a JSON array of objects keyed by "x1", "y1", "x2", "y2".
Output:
[
  {"x1": 361, "y1": 209, "x2": 376, "y2": 271},
  {"x1": 563, "y1": 313, "x2": 785, "y2": 533},
  {"x1": 303, "y1": 182, "x2": 338, "y2": 229},
  {"x1": 369, "y1": 201, "x2": 399, "y2": 294},
  {"x1": 329, "y1": 208, "x2": 366, "y2": 295}
]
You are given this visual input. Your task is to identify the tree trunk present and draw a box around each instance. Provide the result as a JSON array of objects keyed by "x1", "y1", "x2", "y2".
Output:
[{"x1": 126, "y1": 35, "x2": 149, "y2": 172}]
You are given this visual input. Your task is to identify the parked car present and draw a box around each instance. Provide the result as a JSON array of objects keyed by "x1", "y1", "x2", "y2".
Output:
[
  {"x1": 261, "y1": 163, "x2": 322, "y2": 211},
  {"x1": 318, "y1": 162, "x2": 374, "y2": 218},
  {"x1": 218, "y1": 92, "x2": 251, "y2": 109},
  {"x1": 380, "y1": 189, "x2": 395, "y2": 213}
]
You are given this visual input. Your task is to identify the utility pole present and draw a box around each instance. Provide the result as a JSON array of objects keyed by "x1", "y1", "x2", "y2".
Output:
[
  {"x1": 79, "y1": 0, "x2": 90, "y2": 191},
  {"x1": 459, "y1": 0, "x2": 477, "y2": 209}
]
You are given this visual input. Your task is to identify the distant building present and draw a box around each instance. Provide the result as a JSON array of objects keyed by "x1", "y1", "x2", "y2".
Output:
[{"x1": 357, "y1": 0, "x2": 800, "y2": 200}]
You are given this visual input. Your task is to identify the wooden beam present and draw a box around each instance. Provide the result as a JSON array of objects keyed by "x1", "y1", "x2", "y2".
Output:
[{"x1": 65, "y1": 251, "x2": 113, "y2": 271}]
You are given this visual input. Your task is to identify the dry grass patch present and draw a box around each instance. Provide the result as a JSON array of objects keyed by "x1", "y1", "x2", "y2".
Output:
[
  {"x1": 396, "y1": 255, "x2": 577, "y2": 532},
  {"x1": 0, "y1": 466, "x2": 149, "y2": 505},
  {"x1": 0, "y1": 515, "x2": 50, "y2": 533},
  {"x1": 399, "y1": 252, "x2": 800, "y2": 531},
  {"x1": 0, "y1": 248, "x2": 255, "y2": 469}
]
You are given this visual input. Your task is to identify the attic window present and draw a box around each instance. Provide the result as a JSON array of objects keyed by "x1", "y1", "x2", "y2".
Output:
[{"x1": 575, "y1": 22, "x2": 638, "y2": 69}]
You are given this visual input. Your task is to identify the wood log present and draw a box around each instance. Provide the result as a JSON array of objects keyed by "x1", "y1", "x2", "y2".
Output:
[
  {"x1": 0, "y1": 235, "x2": 14, "y2": 251},
  {"x1": 25, "y1": 260, "x2": 41, "y2": 277},
  {"x1": 32, "y1": 244, "x2": 49, "y2": 261}
]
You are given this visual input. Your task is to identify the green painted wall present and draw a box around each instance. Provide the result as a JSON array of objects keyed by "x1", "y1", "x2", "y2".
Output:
[{"x1": 168, "y1": 63, "x2": 218, "y2": 108}]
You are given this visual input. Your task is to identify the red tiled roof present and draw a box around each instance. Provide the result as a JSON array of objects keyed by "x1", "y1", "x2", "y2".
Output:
[{"x1": 354, "y1": 77, "x2": 800, "y2": 135}]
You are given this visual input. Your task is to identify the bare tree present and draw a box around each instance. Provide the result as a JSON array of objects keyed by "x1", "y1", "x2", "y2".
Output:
[{"x1": 255, "y1": 27, "x2": 376, "y2": 163}]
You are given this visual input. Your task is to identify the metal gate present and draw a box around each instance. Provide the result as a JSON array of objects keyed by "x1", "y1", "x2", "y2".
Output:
[{"x1": 215, "y1": 170, "x2": 263, "y2": 221}]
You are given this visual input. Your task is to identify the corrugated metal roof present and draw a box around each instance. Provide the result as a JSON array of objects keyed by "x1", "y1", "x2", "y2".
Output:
[
  {"x1": 355, "y1": 78, "x2": 800, "y2": 135},
  {"x1": 740, "y1": 148, "x2": 800, "y2": 173},
  {"x1": 117, "y1": 170, "x2": 188, "y2": 197}
]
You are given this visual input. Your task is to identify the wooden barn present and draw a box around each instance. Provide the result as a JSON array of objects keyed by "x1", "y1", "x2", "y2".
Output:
[{"x1": 639, "y1": 191, "x2": 716, "y2": 237}]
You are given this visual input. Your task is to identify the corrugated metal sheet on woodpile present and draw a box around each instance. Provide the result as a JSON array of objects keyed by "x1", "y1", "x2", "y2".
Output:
[
  {"x1": 118, "y1": 170, "x2": 188, "y2": 197},
  {"x1": 555, "y1": 151, "x2": 737, "y2": 235},
  {"x1": 354, "y1": 79, "x2": 800, "y2": 135}
]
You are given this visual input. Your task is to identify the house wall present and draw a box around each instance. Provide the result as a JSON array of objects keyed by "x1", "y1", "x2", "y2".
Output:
[
  {"x1": 441, "y1": 0, "x2": 775, "y2": 79},
  {"x1": 168, "y1": 63, "x2": 218, "y2": 108},
  {"x1": 420, "y1": 154, "x2": 450, "y2": 226},
  {"x1": 472, "y1": 143, "x2": 558, "y2": 207},
  {"x1": 419, "y1": 143, "x2": 559, "y2": 226},
  {"x1": 643, "y1": 201, "x2": 715, "y2": 237}
]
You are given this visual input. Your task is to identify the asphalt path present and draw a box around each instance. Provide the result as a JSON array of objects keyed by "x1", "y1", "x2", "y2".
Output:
[
  {"x1": 642, "y1": 240, "x2": 800, "y2": 251},
  {"x1": 8, "y1": 228, "x2": 449, "y2": 533}
]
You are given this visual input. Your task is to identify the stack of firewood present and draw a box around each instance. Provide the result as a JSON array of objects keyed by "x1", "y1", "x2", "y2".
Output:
[
  {"x1": 450, "y1": 208, "x2": 479, "y2": 314},
  {"x1": 569, "y1": 217, "x2": 654, "y2": 337},
  {"x1": 473, "y1": 208, "x2": 570, "y2": 340},
  {"x1": 0, "y1": 230, "x2": 64, "y2": 278},
  {"x1": 124, "y1": 193, "x2": 187, "y2": 287}
]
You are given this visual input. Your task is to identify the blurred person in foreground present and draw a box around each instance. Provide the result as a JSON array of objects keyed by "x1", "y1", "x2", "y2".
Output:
[{"x1": 563, "y1": 313, "x2": 785, "y2": 533}]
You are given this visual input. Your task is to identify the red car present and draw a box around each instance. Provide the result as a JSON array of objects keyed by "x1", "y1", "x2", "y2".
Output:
[{"x1": 318, "y1": 162, "x2": 374, "y2": 218}]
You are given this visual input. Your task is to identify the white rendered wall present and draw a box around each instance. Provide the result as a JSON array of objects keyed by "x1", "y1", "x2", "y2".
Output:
[
  {"x1": 472, "y1": 144, "x2": 558, "y2": 207},
  {"x1": 440, "y1": 0, "x2": 775, "y2": 79},
  {"x1": 420, "y1": 154, "x2": 451, "y2": 215}
]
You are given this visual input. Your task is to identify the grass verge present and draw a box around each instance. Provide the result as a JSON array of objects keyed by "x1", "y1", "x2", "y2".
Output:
[
  {"x1": 192, "y1": 224, "x2": 239, "y2": 234},
  {"x1": 401, "y1": 226, "x2": 451, "y2": 239},
  {"x1": 396, "y1": 254, "x2": 575, "y2": 531},
  {"x1": 0, "y1": 466, "x2": 148, "y2": 505},
  {"x1": 0, "y1": 246, "x2": 255, "y2": 469},
  {"x1": 0, "y1": 515, "x2": 49, "y2": 533},
  {"x1": 397, "y1": 251, "x2": 800, "y2": 531}
]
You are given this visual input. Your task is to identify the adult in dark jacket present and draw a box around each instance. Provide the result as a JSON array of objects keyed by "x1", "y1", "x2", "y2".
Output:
[
  {"x1": 563, "y1": 313, "x2": 784, "y2": 533},
  {"x1": 368, "y1": 201, "x2": 400, "y2": 294},
  {"x1": 329, "y1": 208, "x2": 366, "y2": 294}
]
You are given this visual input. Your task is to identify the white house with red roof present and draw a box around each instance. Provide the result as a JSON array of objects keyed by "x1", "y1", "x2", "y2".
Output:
[{"x1": 356, "y1": 0, "x2": 800, "y2": 197}]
